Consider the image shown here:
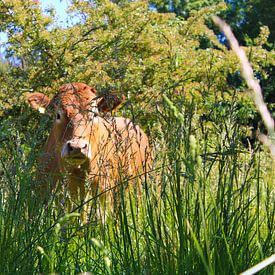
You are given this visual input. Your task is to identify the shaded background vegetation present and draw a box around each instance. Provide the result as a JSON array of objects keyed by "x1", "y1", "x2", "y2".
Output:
[{"x1": 0, "y1": 0, "x2": 274, "y2": 274}]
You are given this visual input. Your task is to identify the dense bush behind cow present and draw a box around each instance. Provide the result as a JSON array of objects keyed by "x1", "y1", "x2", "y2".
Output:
[{"x1": 27, "y1": 82, "x2": 152, "y2": 220}]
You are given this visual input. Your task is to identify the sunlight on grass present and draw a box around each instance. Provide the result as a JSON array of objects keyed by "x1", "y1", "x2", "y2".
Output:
[{"x1": 0, "y1": 94, "x2": 273, "y2": 274}]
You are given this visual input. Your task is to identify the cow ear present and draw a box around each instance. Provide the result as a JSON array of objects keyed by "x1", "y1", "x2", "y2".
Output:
[
  {"x1": 26, "y1": 92, "x2": 51, "y2": 114},
  {"x1": 97, "y1": 94, "x2": 125, "y2": 112}
]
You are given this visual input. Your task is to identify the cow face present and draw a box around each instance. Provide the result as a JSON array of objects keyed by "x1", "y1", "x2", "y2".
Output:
[
  {"x1": 53, "y1": 83, "x2": 98, "y2": 166},
  {"x1": 27, "y1": 82, "x2": 124, "y2": 168}
]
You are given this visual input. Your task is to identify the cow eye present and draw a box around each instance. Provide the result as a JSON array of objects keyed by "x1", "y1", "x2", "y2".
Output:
[{"x1": 56, "y1": 112, "x2": 61, "y2": 120}]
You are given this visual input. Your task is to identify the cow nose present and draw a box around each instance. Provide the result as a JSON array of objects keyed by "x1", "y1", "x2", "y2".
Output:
[
  {"x1": 62, "y1": 140, "x2": 89, "y2": 159},
  {"x1": 67, "y1": 141, "x2": 88, "y2": 152}
]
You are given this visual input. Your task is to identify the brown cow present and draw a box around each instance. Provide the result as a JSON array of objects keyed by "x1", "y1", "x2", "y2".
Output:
[{"x1": 27, "y1": 82, "x2": 152, "y2": 219}]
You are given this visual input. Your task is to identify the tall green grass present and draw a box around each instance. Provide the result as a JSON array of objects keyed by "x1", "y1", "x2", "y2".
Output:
[{"x1": 0, "y1": 98, "x2": 274, "y2": 274}]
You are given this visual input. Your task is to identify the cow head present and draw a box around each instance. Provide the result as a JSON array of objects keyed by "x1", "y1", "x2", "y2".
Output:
[{"x1": 27, "y1": 82, "x2": 124, "y2": 167}]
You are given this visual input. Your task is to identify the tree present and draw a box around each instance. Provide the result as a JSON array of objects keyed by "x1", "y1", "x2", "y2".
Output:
[
  {"x1": 0, "y1": 0, "x2": 273, "y2": 134},
  {"x1": 150, "y1": 0, "x2": 223, "y2": 17},
  {"x1": 224, "y1": 0, "x2": 275, "y2": 45},
  {"x1": 150, "y1": 0, "x2": 275, "y2": 44}
]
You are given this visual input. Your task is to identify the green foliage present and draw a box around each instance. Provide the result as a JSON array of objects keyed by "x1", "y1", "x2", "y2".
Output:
[
  {"x1": 150, "y1": 0, "x2": 224, "y2": 17},
  {"x1": 149, "y1": 0, "x2": 275, "y2": 117},
  {"x1": 0, "y1": 0, "x2": 274, "y2": 274},
  {"x1": 0, "y1": 0, "x2": 273, "y2": 129},
  {"x1": 150, "y1": 0, "x2": 275, "y2": 45},
  {"x1": 224, "y1": 0, "x2": 275, "y2": 45},
  {"x1": 1, "y1": 85, "x2": 274, "y2": 274}
]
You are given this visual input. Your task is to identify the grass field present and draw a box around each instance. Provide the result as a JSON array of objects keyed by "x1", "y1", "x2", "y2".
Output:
[{"x1": 0, "y1": 97, "x2": 274, "y2": 274}]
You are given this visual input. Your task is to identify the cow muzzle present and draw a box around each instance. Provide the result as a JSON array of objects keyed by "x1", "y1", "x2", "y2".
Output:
[{"x1": 61, "y1": 139, "x2": 90, "y2": 164}]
